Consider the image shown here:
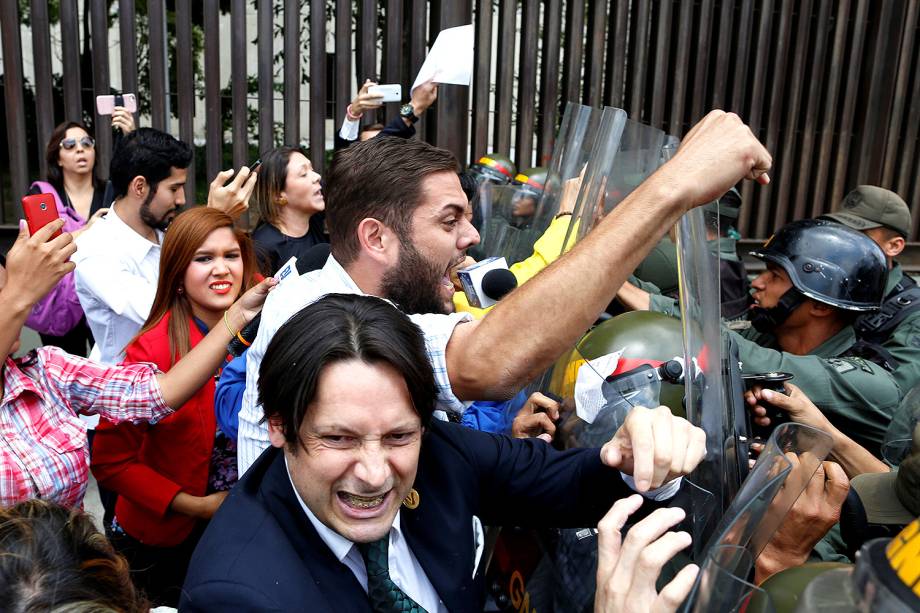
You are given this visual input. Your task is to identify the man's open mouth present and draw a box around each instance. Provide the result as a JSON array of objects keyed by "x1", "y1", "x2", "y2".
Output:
[{"x1": 338, "y1": 491, "x2": 387, "y2": 510}]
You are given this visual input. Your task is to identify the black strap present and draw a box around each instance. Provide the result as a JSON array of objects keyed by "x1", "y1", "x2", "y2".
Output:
[
  {"x1": 855, "y1": 284, "x2": 920, "y2": 342},
  {"x1": 839, "y1": 339, "x2": 899, "y2": 371}
]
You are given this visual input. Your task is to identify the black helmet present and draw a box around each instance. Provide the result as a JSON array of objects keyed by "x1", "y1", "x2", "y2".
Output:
[
  {"x1": 468, "y1": 153, "x2": 516, "y2": 186},
  {"x1": 750, "y1": 219, "x2": 887, "y2": 312}
]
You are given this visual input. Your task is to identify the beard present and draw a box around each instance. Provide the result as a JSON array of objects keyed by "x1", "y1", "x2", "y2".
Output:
[
  {"x1": 381, "y1": 239, "x2": 453, "y2": 315},
  {"x1": 139, "y1": 189, "x2": 176, "y2": 232}
]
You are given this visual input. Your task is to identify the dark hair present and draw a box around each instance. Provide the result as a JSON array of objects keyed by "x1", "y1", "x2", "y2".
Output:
[
  {"x1": 259, "y1": 293, "x2": 437, "y2": 444},
  {"x1": 252, "y1": 145, "x2": 304, "y2": 227},
  {"x1": 45, "y1": 121, "x2": 103, "y2": 195},
  {"x1": 361, "y1": 123, "x2": 386, "y2": 134},
  {"x1": 0, "y1": 500, "x2": 149, "y2": 612},
  {"x1": 109, "y1": 127, "x2": 193, "y2": 200},
  {"x1": 323, "y1": 136, "x2": 458, "y2": 264}
]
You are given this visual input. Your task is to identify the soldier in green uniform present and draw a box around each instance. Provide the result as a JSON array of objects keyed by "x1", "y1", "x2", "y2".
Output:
[
  {"x1": 618, "y1": 219, "x2": 901, "y2": 455},
  {"x1": 631, "y1": 188, "x2": 750, "y2": 318},
  {"x1": 819, "y1": 185, "x2": 920, "y2": 395}
]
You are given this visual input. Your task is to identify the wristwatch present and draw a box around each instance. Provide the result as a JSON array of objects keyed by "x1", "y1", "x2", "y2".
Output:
[{"x1": 400, "y1": 103, "x2": 420, "y2": 124}]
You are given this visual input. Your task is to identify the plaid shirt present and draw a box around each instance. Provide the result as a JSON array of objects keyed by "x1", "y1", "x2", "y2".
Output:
[{"x1": 0, "y1": 346, "x2": 170, "y2": 508}]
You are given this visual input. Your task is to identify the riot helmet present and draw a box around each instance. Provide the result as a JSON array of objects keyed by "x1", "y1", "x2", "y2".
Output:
[
  {"x1": 748, "y1": 219, "x2": 887, "y2": 332},
  {"x1": 505, "y1": 166, "x2": 547, "y2": 221},
  {"x1": 468, "y1": 153, "x2": 516, "y2": 187}
]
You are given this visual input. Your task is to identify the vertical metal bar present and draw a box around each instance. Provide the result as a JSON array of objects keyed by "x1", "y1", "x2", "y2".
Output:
[
  {"x1": 606, "y1": 0, "x2": 629, "y2": 109},
  {"x1": 493, "y1": 0, "x2": 517, "y2": 154},
  {"x1": 792, "y1": 0, "x2": 831, "y2": 221},
  {"x1": 472, "y1": 0, "x2": 494, "y2": 159},
  {"x1": 690, "y1": 0, "x2": 715, "y2": 122},
  {"x1": 310, "y1": 0, "x2": 327, "y2": 171},
  {"x1": 538, "y1": 0, "x2": 562, "y2": 164},
  {"x1": 436, "y1": 0, "x2": 472, "y2": 164},
  {"x1": 119, "y1": 0, "x2": 138, "y2": 99},
  {"x1": 205, "y1": 0, "x2": 223, "y2": 180},
  {"x1": 147, "y1": 0, "x2": 168, "y2": 131},
  {"x1": 585, "y1": 0, "x2": 607, "y2": 109},
  {"x1": 1, "y1": 0, "x2": 29, "y2": 206},
  {"x1": 829, "y1": 0, "x2": 869, "y2": 210},
  {"x1": 409, "y1": 0, "x2": 427, "y2": 141},
  {"x1": 775, "y1": 0, "x2": 814, "y2": 225},
  {"x1": 334, "y1": 0, "x2": 351, "y2": 137},
  {"x1": 30, "y1": 0, "x2": 55, "y2": 177},
  {"x1": 711, "y1": 0, "x2": 734, "y2": 110},
  {"x1": 669, "y1": 0, "x2": 695, "y2": 135},
  {"x1": 284, "y1": 0, "x2": 301, "y2": 145},
  {"x1": 384, "y1": 0, "x2": 404, "y2": 119},
  {"x1": 563, "y1": 0, "x2": 586, "y2": 107},
  {"x1": 516, "y1": 0, "x2": 540, "y2": 169},
  {"x1": 883, "y1": 1, "x2": 919, "y2": 187},
  {"x1": 737, "y1": 0, "x2": 774, "y2": 237},
  {"x1": 59, "y1": 0, "x2": 82, "y2": 121},
  {"x1": 90, "y1": 0, "x2": 112, "y2": 181},
  {"x1": 232, "y1": 0, "x2": 249, "y2": 170},
  {"x1": 729, "y1": 0, "x2": 755, "y2": 113},
  {"x1": 259, "y1": 0, "x2": 276, "y2": 152},
  {"x1": 811, "y1": 0, "x2": 851, "y2": 218},
  {"x1": 857, "y1": 0, "x2": 906, "y2": 185},
  {"x1": 176, "y1": 0, "x2": 197, "y2": 204},
  {"x1": 359, "y1": 0, "x2": 378, "y2": 125},
  {"x1": 629, "y1": 0, "x2": 651, "y2": 120},
  {"x1": 649, "y1": 0, "x2": 672, "y2": 129},
  {"x1": 896, "y1": 19, "x2": 920, "y2": 204},
  {"x1": 754, "y1": 0, "x2": 794, "y2": 236}
]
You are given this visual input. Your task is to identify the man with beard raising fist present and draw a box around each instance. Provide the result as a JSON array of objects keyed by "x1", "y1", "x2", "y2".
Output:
[{"x1": 237, "y1": 111, "x2": 773, "y2": 475}]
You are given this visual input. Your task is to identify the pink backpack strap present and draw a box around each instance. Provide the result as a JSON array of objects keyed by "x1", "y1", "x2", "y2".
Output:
[{"x1": 30, "y1": 181, "x2": 85, "y2": 230}]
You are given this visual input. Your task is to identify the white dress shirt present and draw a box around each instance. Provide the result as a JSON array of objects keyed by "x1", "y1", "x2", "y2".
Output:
[
  {"x1": 72, "y1": 204, "x2": 161, "y2": 365},
  {"x1": 285, "y1": 456, "x2": 448, "y2": 613},
  {"x1": 237, "y1": 255, "x2": 471, "y2": 474},
  {"x1": 339, "y1": 116, "x2": 361, "y2": 141}
]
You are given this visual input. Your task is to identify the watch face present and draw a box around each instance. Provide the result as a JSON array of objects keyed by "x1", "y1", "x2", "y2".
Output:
[{"x1": 400, "y1": 103, "x2": 414, "y2": 117}]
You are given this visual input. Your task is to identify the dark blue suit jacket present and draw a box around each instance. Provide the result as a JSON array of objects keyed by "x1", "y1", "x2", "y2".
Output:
[{"x1": 179, "y1": 420, "x2": 633, "y2": 612}]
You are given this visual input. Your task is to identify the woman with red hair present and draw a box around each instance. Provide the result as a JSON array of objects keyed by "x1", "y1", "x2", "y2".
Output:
[{"x1": 92, "y1": 207, "x2": 258, "y2": 606}]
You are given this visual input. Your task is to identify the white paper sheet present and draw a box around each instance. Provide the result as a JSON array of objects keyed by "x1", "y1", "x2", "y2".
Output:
[{"x1": 411, "y1": 24, "x2": 474, "y2": 92}]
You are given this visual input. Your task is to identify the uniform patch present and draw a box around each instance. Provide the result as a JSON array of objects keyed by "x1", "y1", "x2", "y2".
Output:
[
  {"x1": 828, "y1": 357, "x2": 873, "y2": 374},
  {"x1": 909, "y1": 335, "x2": 920, "y2": 349}
]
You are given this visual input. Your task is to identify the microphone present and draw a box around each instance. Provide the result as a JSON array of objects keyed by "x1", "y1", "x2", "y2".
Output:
[
  {"x1": 481, "y1": 267, "x2": 518, "y2": 301},
  {"x1": 228, "y1": 243, "x2": 331, "y2": 357}
]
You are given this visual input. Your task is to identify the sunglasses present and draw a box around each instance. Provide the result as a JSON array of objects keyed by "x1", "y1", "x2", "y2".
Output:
[{"x1": 60, "y1": 136, "x2": 95, "y2": 150}]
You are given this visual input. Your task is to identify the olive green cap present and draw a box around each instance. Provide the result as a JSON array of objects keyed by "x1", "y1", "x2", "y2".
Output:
[{"x1": 822, "y1": 186, "x2": 911, "y2": 238}]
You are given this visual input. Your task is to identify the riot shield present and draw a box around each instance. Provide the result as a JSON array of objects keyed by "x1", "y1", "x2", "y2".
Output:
[
  {"x1": 561, "y1": 110, "x2": 666, "y2": 251},
  {"x1": 683, "y1": 422, "x2": 835, "y2": 612},
  {"x1": 472, "y1": 102, "x2": 603, "y2": 264},
  {"x1": 881, "y1": 383, "x2": 920, "y2": 466}
]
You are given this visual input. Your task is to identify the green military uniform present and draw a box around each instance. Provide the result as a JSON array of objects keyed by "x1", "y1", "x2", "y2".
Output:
[{"x1": 867, "y1": 261, "x2": 920, "y2": 394}]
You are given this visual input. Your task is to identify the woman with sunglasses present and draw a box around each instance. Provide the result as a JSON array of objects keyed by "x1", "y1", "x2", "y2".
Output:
[
  {"x1": 91, "y1": 207, "x2": 258, "y2": 606},
  {"x1": 26, "y1": 111, "x2": 135, "y2": 355}
]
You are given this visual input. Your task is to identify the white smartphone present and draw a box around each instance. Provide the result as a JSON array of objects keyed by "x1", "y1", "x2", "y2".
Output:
[
  {"x1": 367, "y1": 84, "x2": 402, "y2": 103},
  {"x1": 96, "y1": 93, "x2": 138, "y2": 115}
]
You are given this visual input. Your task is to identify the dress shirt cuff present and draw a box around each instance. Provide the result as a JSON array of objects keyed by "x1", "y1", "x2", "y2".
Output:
[
  {"x1": 339, "y1": 117, "x2": 360, "y2": 141},
  {"x1": 620, "y1": 473, "x2": 683, "y2": 501}
]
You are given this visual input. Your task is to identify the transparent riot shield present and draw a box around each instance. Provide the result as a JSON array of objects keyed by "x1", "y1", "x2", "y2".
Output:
[
  {"x1": 881, "y1": 383, "x2": 920, "y2": 466},
  {"x1": 471, "y1": 102, "x2": 603, "y2": 264},
  {"x1": 683, "y1": 422, "x2": 835, "y2": 612},
  {"x1": 561, "y1": 110, "x2": 666, "y2": 252}
]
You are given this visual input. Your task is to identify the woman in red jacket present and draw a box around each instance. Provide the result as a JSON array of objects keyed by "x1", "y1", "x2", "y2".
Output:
[{"x1": 91, "y1": 207, "x2": 257, "y2": 606}]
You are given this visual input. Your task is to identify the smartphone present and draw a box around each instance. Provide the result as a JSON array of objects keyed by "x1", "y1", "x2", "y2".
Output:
[
  {"x1": 21, "y1": 193, "x2": 62, "y2": 240},
  {"x1": 367, "y1": 84, "x2": 402, "y2": 103},
  {"x1": 96, "y1": 93, "x2": 138, "y2": 115}
]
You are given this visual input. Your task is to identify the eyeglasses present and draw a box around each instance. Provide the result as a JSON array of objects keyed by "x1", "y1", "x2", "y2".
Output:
[{"x1": 60, "y1": 136, "x2": 95, "y2": 150}]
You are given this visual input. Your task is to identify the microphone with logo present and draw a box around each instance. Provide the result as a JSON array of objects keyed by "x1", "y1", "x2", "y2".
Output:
[
  {"x1": 228, "y1": 243, "x2": 331, "y2": 357},
  {"x1": 457, "y1": 257, "x2": 519, "y2": 309}
]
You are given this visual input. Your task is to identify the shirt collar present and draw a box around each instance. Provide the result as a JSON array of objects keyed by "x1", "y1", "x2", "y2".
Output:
[
  {"x1": 813, "y1": 325, "x2": 858, "y2": 358},
  {"x1": 886, "y1": 261, "x2": 903, "y2": 295},
  {"x1": 283, "y1": 453, "x2": 401, "y2": 563},
  {"x1": 106, "y1": 204, "x2": 163, "y2": 263},
  {"x1": 1, "y1": 354, "x2": 44, "y2": 405},
  {"x1": 321, "y1": 254, "x2": 364, "y2": 294}
]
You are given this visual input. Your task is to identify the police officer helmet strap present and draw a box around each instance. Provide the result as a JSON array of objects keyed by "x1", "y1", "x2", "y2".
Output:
[{"x1": 750, "y1": 287, "x2": 806, "y2": 333}]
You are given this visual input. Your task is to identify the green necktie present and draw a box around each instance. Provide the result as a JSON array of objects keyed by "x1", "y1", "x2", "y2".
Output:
[{"x1": 357, "y1": 536, "x2": 429, "y2": 613}]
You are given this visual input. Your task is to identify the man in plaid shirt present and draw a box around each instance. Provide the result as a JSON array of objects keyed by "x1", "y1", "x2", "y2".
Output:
[{"x1": 0, "y1": 218, "x2": 273, "y2": 509}]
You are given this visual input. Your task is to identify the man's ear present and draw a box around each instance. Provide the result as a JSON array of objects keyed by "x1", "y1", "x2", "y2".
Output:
[
  {"x1": 267, "y1": 415, "x2": 287, "y2": 449},
  {"x1": 809, "y1": 300, "x2": 836, "y2": 319},
  {"x1": 129, "y1": 175, "x2": 149, "y2": 200},
  {"x1": 355, "y1": 218, "x2": 398, "y2": 266},
  {"x1": 885, "y1": 236, "x2": 906, "y2": 258}
]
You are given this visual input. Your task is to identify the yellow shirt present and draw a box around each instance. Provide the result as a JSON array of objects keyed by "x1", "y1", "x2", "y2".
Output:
[{"x1": 454, "y1": 215, "x2": 576, "y2": 318}]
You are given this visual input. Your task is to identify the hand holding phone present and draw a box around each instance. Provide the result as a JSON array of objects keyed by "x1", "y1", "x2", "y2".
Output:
[
  {"x1": 367, "y1": 84, "x2": 402, "y2": 103},
  {"x1": 21, "y1": 194, "x2": 62, "y2": 240}
]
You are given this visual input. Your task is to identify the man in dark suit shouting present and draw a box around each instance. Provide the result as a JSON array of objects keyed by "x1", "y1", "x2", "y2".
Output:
[{"x1": 181, "y1": 294, "x2": 706, "y2": 612}]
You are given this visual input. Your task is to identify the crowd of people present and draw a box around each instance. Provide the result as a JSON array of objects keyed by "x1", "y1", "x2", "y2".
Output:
[{"x1": 0, "y1": 73, "x2": 918, "y2": 613}]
